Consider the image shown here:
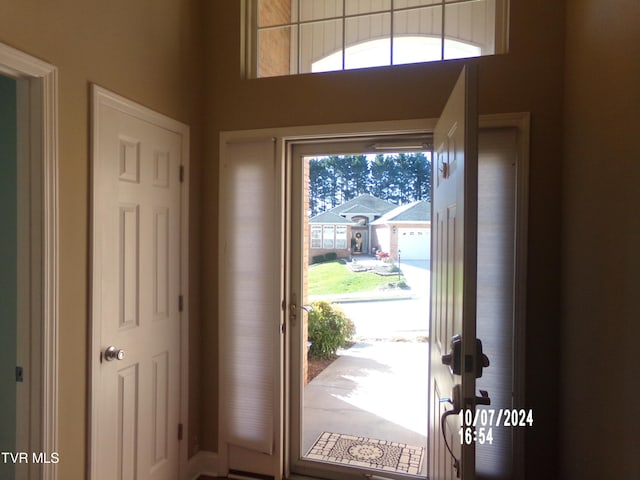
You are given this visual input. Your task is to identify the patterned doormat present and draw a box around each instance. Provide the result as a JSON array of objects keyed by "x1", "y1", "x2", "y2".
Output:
[{"x1": 305, "y1": 432, "x2": 424, "y2": 475}]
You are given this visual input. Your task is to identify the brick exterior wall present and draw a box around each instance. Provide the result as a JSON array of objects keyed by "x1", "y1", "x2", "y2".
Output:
[
  {"x1": 258, "y1": 0, "x2": 292, "y2": 77},
  {"x1": 309, "y1": 244, "x2": 352, "y2": 263},
  {"x1": 258, "y1": 0, "x2": 290, "y2": 26},
  {"x1": 370, "y1": 227, "x2": 384, "y2": 254}
]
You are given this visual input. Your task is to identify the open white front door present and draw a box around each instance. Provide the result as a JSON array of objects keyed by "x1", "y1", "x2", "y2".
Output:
[
  {"x1": 91, "y1": 86, "x2": 189, "y2": 480},
  {"x1": 429, "y1": 65, "x2": 480, "y2": 480}
]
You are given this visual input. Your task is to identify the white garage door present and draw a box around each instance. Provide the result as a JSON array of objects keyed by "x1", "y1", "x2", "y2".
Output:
[{"x1": 398, "y1": 228, "x2": 430, "y2": 260}]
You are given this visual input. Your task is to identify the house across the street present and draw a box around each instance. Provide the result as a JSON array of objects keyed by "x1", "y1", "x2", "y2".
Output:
[
  {"x1": 309, "y1": 194, "x2": 431, "y2": 262},
  {"x1": 371, "y1": 200, "x2": 431, "y2": 261}
]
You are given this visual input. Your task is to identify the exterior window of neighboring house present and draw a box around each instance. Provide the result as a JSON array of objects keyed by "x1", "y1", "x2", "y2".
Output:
[
  {"x1": 310, "y1": 225, "x2": 322, "y2": 248},
  {"x1": 311, "y1": 224, "x2": 348, "y2": 249},
  {"x1": 248, "y1": 0, "x2": 509, "y2": 78},
  {"x1": 335, "y1": 225, "x2": 347, "y2": 248},
  {"x1": 322, "y1": 225, "x2": 335, "y2": 248}
]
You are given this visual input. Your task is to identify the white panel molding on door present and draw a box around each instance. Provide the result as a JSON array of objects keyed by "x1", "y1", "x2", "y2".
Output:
[
  {"x1": 0, "y1": 41, "x2": 59, "y2": 480},
  {"x1": 429, "y1": 65, "x2": 479, "y2": 480},
  {"x1": 90, "y1": 85, "x2": 189, "y2": 480}
]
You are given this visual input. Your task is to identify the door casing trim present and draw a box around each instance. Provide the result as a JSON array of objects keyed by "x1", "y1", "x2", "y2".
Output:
[
  {"x1": 0, "y1": 41, "x2": 59, "y2": 480},
  {"x1": 219, "y1": 113, "x2": 529, "y2": 480}
]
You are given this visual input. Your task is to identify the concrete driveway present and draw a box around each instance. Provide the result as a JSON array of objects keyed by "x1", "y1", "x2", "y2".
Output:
[
  {"x1": 336, "y1": 259, "x2": 430, "y2": 341},
  {"x1": 397, "y1": 259, "x2": 431, "y2": 298},
  {"x1": 338, "y1": 299, "x2": 429, "y2": 340}
]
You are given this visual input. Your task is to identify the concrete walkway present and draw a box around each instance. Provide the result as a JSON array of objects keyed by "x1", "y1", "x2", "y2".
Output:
[
  {"x1": 301, "y1": 258, "x2": 431, "y2": 475},
  {"x1": 303, "y1": 341, "x2": 429, "y2": 475}
]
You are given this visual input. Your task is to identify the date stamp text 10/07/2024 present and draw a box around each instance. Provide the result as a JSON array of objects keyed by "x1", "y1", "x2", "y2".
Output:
[{"x1": 459, "y1": 408, "x2": 534, "y2": 445}]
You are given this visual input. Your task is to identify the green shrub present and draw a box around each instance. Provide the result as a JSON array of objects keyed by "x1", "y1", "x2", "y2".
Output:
[
  {"x1": 307, "y1": 301, "x2": 355, "y2": 360},
  {"x1": 325, "y1": 252, "x2": 338, "y2": 261},
  {"x1": 312, "y1": 254, "x2": 326, "y2": 264}
]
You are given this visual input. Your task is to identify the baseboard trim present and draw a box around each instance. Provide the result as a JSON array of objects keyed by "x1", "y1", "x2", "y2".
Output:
[{"x1": 188, "y1": 450, "x2": 219, "y2": 480}]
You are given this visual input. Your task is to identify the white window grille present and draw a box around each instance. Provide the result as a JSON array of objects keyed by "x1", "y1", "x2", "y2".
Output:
[
  {"x1": 322, "y1": 225, "x2": 335, "y2": 248},
  {"x1": 310, "y1": 225, "x2": 322, "y2": 248},
  {"x1": 249, "y1": 0, "x2": 509, "y2": 78},
  {"x1": 335, "y1": 225, "x2": 347, "y2": 249}
]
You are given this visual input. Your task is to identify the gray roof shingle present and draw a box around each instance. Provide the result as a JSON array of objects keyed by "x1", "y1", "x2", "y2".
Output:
[
  {"x1": 371, "y1": 200, "x2": 431, "y2": 224},
  {"x1": 309, "y1": 211, "x2": 357, "y2": 224},
  {"x1": 326, "y1": 194, "x2": 396, "y2": 216}
]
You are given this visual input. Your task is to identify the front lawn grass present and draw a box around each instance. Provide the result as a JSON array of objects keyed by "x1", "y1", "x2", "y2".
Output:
[{"x1": 308, "y1": 260, "x2": 401, "y2": 296}]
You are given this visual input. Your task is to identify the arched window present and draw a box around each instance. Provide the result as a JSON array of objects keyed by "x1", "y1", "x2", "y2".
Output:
[
  {"x1": 249, "y1": 0, "x2": 508, "y2": 78},
  {"x1": 312, "y1": 36, "x2": 482, "y2": 73}
]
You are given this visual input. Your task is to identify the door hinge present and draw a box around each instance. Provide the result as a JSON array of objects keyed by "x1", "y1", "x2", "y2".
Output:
[
  {"x1": 16, "y1": 366, "x2": 24, "y2": 382},
  {"x1": 179, "y1": 294, "x2": 184, "y2": 312},
  {"x1": 179, "y1": 165, "x2": 184, "y2": 183},
  {"x1": 178, "y1": 423, "x2": 183, "y2": 441}
]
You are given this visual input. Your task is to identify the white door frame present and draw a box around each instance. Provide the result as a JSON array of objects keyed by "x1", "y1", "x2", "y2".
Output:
[
  {"x1": 89, "y1": 86, "x2": 190, "y2": 480},
  {"x1": 219, "y1": 113, "x2": 529, "y2": 479},
  {"x1": 0, "y1": 42, "x2": 59, "y2": 480}
]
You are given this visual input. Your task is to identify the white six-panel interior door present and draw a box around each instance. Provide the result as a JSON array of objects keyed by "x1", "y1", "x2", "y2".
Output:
[{"x1": 91, "y1": 86, "x2": 189, "y2": 480}]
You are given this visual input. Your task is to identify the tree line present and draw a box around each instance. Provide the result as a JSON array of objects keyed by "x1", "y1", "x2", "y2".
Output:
[{"x1": 309, "y1": 153, "x2": 432, "y2": 217}]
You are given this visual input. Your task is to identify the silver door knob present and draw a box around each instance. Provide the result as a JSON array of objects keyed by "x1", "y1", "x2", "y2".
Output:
[{"x1": 104, "y1": 346, "x2": 125, "y2": 362}]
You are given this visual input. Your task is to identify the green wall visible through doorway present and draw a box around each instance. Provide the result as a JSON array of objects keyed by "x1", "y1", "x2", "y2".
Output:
[{"x1": 0, "y1": 74, "x2": 17, "y2": 479}]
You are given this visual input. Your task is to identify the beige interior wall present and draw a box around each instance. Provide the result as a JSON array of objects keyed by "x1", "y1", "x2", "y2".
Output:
[
  {"x1": 0, "y1": 0, "x2": 205, "y2": 477},
  {"x1": 562, "y1": 0, "x2": 640, "y2": 477},
  {"x1": 204, "y1": 2, "x2": 565, "y2": 476},
  {"x1": 6, "y1": 0, "x2": 636, "y2": 477}
]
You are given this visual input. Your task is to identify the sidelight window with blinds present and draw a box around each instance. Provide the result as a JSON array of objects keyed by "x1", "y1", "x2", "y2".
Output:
[{"x1": 219, "y1": 139, "x2": 282, "y2": 457}]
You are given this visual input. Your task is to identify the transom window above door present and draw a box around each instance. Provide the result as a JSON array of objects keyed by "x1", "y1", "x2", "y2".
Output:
[{"x1": 248, "y1": 0, "x2": 509, "y2": 78}]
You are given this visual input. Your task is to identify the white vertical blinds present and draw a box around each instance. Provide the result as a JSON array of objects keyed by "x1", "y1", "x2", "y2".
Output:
[
  {"x1": 220, "y1": 139, "x2": 280, "y2": 455},
  {"x1": 475, "y1": 128, "x2": 517, "y2": 478}
]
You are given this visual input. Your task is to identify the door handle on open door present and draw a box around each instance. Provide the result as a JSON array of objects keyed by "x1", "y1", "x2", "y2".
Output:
[
  {"x1": 441, "y1": 334, "x2": 462, "y2": 374},
  {"x1": 475, "y1": 389, "x2": 491, "y2": 406},
  {"x1": 441, "y1": 334, "x2": 491, "y2": 378},
  {"x1": 104, "y1": 346, "x2": 125, "y2": 362},
  {"x1": 475, "y1": 339, "x2": 490, "y2": 378}
]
